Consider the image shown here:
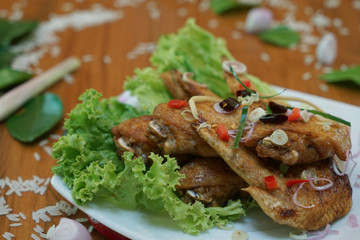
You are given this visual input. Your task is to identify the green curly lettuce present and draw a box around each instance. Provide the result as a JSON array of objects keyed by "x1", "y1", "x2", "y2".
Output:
[{"x1": 150, "y1": 18, "x2": 234, "y2": 98}]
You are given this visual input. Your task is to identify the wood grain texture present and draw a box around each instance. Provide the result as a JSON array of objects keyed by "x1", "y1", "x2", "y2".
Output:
[{"x1": 0, "y1": 0, "x2": 359, "y2": 239}]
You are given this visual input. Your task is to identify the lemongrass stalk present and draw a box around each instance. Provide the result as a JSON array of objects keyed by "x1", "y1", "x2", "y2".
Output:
[{"x1": 0, "y1": 57, "x2": 81, "y2": 121}]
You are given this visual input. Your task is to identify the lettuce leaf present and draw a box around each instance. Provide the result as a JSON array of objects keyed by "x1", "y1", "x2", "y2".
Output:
[
  {"x1": 150, "y1": 18, "x2": 233, "y2": 98},
  {"x1": 124, "y1": 67, "x2": 172, "y2": 114}
]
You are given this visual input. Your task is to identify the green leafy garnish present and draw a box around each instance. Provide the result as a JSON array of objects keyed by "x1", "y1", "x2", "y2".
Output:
[
  {"x1": 260, "y1": 88, "x2": 287, "y2": 99},
  {"x1": 6, "y1": 93, "x2": 63, "y2": 142},
  {"x1": 0, "y1": 18, "x2": 38, "y2": 50},
  {"x1": 279, "y1": 163, "x2": 289, "y2": 175},
  {"x1": 0, "y1": 68, "x2": 32, "y2": 90},
  {"x1": 150, "y1": 18, "x2": 233, "y2": 98},
  {"x1": 0, "y1": 52, "x2": 17, "y2": 68},
  {"x1": 265, "y1": 103, "x2": 272, "y2": 114},
  {"x1": 124, "y1": 67, "x2": 172, "y2": 114},
  {"x1": 319, "y1": 66, "x2": 360, "y2": 86},
  {"x1": 210, "y1": 0, "x2": 261, "y2": 15},
  {"x1": 259, "y1": 26, "x2": 300, "y2": 48},
  {"x1": 231, "y1": 106, "x2": 248, "y2": 149}
]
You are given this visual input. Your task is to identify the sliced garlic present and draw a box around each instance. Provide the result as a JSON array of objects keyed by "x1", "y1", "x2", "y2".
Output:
[
  {"x1": 316, "y1": 121, "x2": 332, "y2": 131},
  {"x1": 232, "y1": 230, "x2": 249, "y2": 240},
  {"x1": 248, "y1": 107, "x2": 266, "y2": 122},
  {"x1": 269, "y1": 129, "x2": 288, "y2": 146},
  {"x1": 222, "y1": 60, "x2": 247, "y2": 75},
  {"x1": 300, "y1": 110, "x2": 310, "y2": 122}
]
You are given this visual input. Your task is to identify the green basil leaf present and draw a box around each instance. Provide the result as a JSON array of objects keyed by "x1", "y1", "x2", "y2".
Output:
[
  {"x1": 210, "y1": 0, "x2": 261, "y2": 15},
  {"x1": 259, "y1": 26, "x2": 300, "y2": 47},
  {"x1": 0, "y1": 68, "x2": 32, "y2": 90},
  {"x1": 0, "y1": 19, "x2": 38, "y2": 50},
  {"x1": 319, "y1": 66, "x2": 360, "y2": 86},
  {"x1": 0, "y1": 52, "x2": 17, "y2": 68},
  {"x1": 6, "y1": 93, "x2": 64, "y2": 142}
]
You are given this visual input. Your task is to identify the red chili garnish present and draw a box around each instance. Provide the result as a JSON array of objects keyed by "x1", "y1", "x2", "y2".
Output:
[
  {"x1": 167, "y1": 99, "x2": 187, "y2": 109},
  {"x1": 216, "y1": 124, "x2": 230, "y2": 141},
  {"x1": 286, "y1": 179, "x2": 309, "y2": 187},
  {"x1": 238, "y1": 80, "x2": 251, "y2": 90},
  {"x1": 288, "y1": 108, "x2": 301, "y2": 121},
  {"x1": 264, "y1": 175, "x2": 277, "y2": 190}
]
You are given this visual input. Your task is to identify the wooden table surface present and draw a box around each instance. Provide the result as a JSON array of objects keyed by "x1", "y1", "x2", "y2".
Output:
[{"x1": 0, "y1": 0, "x2": 359, "y2": 239}]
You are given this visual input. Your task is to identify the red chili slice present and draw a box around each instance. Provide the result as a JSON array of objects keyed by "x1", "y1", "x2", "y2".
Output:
[
  {"x1": 238, "y1": 80, "x2": 251, "y2": 90},
  {"x1": 264, "y1": 175, "x2": 278, "y2": 190},
  {"x1": 286, "y1": 179, "x2": 309, "y2": 187},
  {"x1": 216, "y1": 123, "x2": 230, "y2": 141},
  {"x1": 167, "y1": 99, "x2": 187, "y2": 109},
  {"x1": 288, "y1": 108, "x2": 301, "y2": 121}
]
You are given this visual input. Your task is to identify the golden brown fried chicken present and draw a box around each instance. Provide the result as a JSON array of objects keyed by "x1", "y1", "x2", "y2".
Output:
[
  {"x1": 112, "y1": 115, "x2": 161, "y2": 165},
  {"x1": 161, "y1": 69, "x2": 219, "y2": 100},
  {"x1": 145, "y1": 103, "x2": 218, "y2": 157},
  {"x1": 189, "y1": 100, "x2": 350, "y2": 165},
  {"x1": 176, "y1": 157, "x2": 248, "y2": 207},
  {"x1": 192, "y1": 101, "x2": 352, "y2": 230}
]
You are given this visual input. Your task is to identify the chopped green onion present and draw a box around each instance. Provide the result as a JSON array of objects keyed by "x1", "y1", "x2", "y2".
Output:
[
  {"x1": 279, "y1": 163, "x2": 289, "y2": 175},
  {"x1": 230, "y1": 66, "x2": 254, "y2": 94},
  {"x1": 265, "y1": 103, "x2": 272, "y2": 114},
  {"x1": 259, "y1": 88, "x2": 287, "y2": 99},
  {"x1": 287, "y1": 107, "x2": 351, "y2": 127},
  {"x1": 231, "y1": 106, "x2": 248, "y2": 149}
]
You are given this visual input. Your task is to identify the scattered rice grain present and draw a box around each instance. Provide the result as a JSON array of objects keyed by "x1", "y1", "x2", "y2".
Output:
[
  {"x1": 322, "y1": 66, "x2": 333, "y2": 73},
  {"x1": 260, "y1": 52, "x2": 270, "y2": 62},
  {"x1": 34, "y1": 152, "x2": 41, "y2": 161},
  {"x1": 302, "y1": 72, "x2": 312, "y2": 81},
  {"x1": 31, "y1": 233, "x2": 40, "y2": 240},
  {"x1": 62, "y1": 2, "x2": 74, "y2": 12},
  {"x1": 64, "y1": 74, "x2": 74, "y2": 84},
  {"x1": 103, "y1": 55, "x2": 112, "y2": 64},
  {"x1": 198, "y1": 0, "x2": 210, "y2": 12},
  {"x1": 177, "y1": 7, "x2": 188, "y2": 17},
  {"x1": 304, "y1": 55, "x2": 314, "y2": 66},
  {"x1": 340, "y1": 64, "x2": 348, "y2": 70},
  {"x1": 324, "y1": 0, "x2": 341, "y2": 9},
  {"x1": 207, "y1": 19, "x2": 219, "y2": 29},
  {"x1": 319, "y1": 83, "x2": 329, "y2": 92},
  {"x1": 7, "y1": 213, "x2": 20, "y2": 222},
  {"x1": 34, "y1": 225, "x2": 44, "y2": 234},
  {"x1": 76, "y1": 217, "x2": 88, "y2": 223},
  {"x1": 43, "y1": 146, "x2": 52, "y2": 156},
  {"x1": 38, "y1": 139, "x2": 49, "y2": 147},
  {"x1": 353, "y1": 0, "x2": 360, "y2": 10},
  {"x1": 10, "y1": 223, "x2": 22, "y2": 227},
  {"x1": 339, "y1": 27, "x2": 350, "y2": 36},
  {"x1": 231, "y1": 30, "x2": 242, "y2": 40},
  {"x1": 50, "y1": 134, "x2": 61, "y2": 140},
  {"x1": 88, "y1": 225, "x2": 94, "y2": 233},
  {"x1": 19, "y1": 212, "x2": 26, "y2": 220},
  {"x1": 82, "y1": 54, "x2": 93, "y2": 63}
]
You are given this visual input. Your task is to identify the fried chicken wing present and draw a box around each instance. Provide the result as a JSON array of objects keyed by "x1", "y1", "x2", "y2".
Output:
[
  {"x1": 190, "y1": 101, "x2": 350, "y2": 165},
  {"x1": 145, "y1": 103, "x2": 218, "y2": 157},
  {"x1": 161, "y1": 69, "x2": 219, "y2": 100},
  {"x1": 112, "y1": 115, "x2": 161, "y2": 164},
  {"x1": 176, "y1": 157, "x2": 248, "y2": 207},
  {"x1": 192, "y1": 102, "x2": 352, "y2": 230}
]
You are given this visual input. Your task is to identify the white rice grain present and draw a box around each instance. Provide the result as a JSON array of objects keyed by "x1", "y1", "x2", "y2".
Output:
[
  {"x1": 207, "y1": 19, "x2": 219, "y2": 29},
  {"x1": 2, "y1": 232, "x2": 15, "y2": 240},
  {"x1": 103, "y1": 55, "x2": 112, "y2": 64},
  {"x1": 82, "y1": 54, "x2": 93, "y2": 63},
  {"x1": 88, "y1": 225, "x2": 94, "y2": 233},
  {"x1": 19, "y1": 212, "x2": 26, "y2": 220},
  {"x1": 34, "y1": 152, "x2": 41, "y2": 161},
  {"x1": 177, "y1": 7, "x2": 188, "y2": 17},
  {"x1": 50, "y1": 134, "x2": 61, "y2": 140},
  {"x1": 304, "y1": 55, "x2": 314, "y2": 66},
  {"x1": 10, "y1": 223, "x2": 22, "y2": 227},
  {"x1": 38, "y1": 139, "x2": 49, "y2": 147},
  {"x1": 34, "y1": 225, "x2": 44, "y2": 234},
  {"x1": 31, "y1": 233, "x2": 40, "y2": 240},
  {"x1": 302, "y1": 72, "x2": 312, "y2": 81},
  {"x1": 319, "y1": 83, "x2": 329, "y2": 92},
  {"x1": 76, "y1": 217, "x2": 88, "y2": 223},
  {"x1": 353, "y1": 0, "x2": 360, "y2": 10},
  {"x1": 231, "y1": 30, "x2": 242, "y2": 40},
  {"x1": 260, "y1": 52, "x2": 270, "y2": 62},
  {"x1": 43, "y1": 146, "x2": 53, "y2": 156},
  {"x1": 198, "y1": 0, "x2": 210, "y2": 12},
  {"x1": 7, "y1": 214, "x2": 20, "y2": 222}
]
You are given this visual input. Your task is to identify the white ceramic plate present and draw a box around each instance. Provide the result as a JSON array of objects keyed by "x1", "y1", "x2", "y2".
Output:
[{"x1": 51, "y1": 88, "x2": 360, "y2": 240}]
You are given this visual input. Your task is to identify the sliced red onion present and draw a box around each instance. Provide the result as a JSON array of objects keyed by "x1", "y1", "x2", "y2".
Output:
[
  {"x1": 228, "y1": 129, "x2": 238, "y2": 138},
  {"x1": 305, "y1": 224, "x2": 338, "y2": 240},
  {"x1": 213, "y1": 102, "x2": 233, "y2": 114},
  {"x1": 316, "y1": 33, "x2": 337, "y2": 65},
  {"x1": 307, "y1": 173, "x2": 333, "y2": 191},
  {"x1": 222, "y1": 60, "x2": 247, "y2": 75},
  {"x1": 48, "y1": 218, "x2": 92, "y2": 240},
  {"x1": 332, "y1": 150, "x2": 357, "y2": 177},
  {"x1": 241, "y1": 121, "x2": 257, "y2": 142},
  {"x1": 245, "y1": 8, "x2": 273, "y2": 34},
  {"x1": 292, "y1": 182, "x2": 314, "y2": 209},
  {"x1": 117, "y1": 90, "x2": 140, "y2": 108},
  {"x1": 347, "y1": 214, "x2": 359, "y2": 228}
]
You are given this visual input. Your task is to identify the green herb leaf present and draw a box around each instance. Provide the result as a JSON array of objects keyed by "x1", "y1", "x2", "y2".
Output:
[
  {"x1": 265, "y1": 103, "x2": 272, "y2": 114},
  {"x1": 0, "y1": 68, "x2": 32, "y2": 90},
  {"x1": 260, "y1": 26, "x2": 300, "y2": 48},
  {"x1": 210, "y1": 0, "x2": 261, "y2": 15},
  {"x1": 260, "y1": 88, "x2": 287, "y2": 99},
  {"x1": 319, "y1": 66, "x2": 360, "y2": 86},
  {"x1": 231, "y1": 106, "x2": 248, "y2": 149},
  {"x1": 0, "y1": 52, "x2": 17, "y2": 68},
  {"x1": 230, "y1": 66, "x2": 254, "y2": 93},
  {"x1": 0, "y1": 19, "x2": 39, "y2": 50},
  {"x1": 6, "y1": 93, "x2": 63, "y2": 142}
]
